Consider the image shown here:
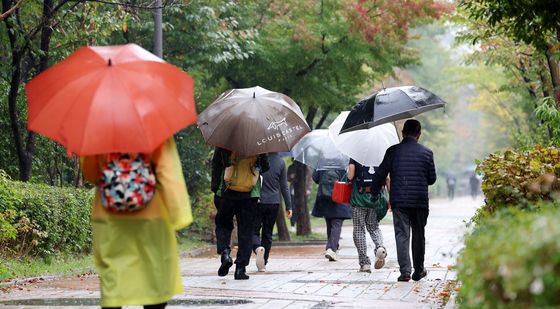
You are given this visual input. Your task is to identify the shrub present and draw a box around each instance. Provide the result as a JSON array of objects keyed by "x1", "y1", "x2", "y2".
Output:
[
  {"x1": 179, "y1": 190, "x2": 216, "y2": 242},
  {"x1": 457, "y1": 204, "x2": 560, "y2": 308},
  {"x1": 475, "y1": 146, "x2": 560, "y2": 221},
  {"x1": 0, "y1": 171, "x2": 93, "y2": 257}
]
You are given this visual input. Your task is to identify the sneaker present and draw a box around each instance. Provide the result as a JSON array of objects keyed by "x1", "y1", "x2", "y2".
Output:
[
  {"x1": 325, "y1": 248, "x2": 337, "y2": 261},
  {"x1": 374, "y1": 246, "x2": 387, "y2": 269},
  {"x1": 412, "y1": 269, "x2": 427, "y2": 281},
  {"x1": 397, "y1": 273, "x2": 411, "y2": 282},
  {"x1": 359, "y1": 264, "x2": 372, "y2": 273},
  {"x1": 255, "y1": 246, "x2": 266, "y2": 272}
]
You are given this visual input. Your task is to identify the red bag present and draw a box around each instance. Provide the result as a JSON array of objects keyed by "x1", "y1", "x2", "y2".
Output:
[{"x1": 332, "y1": 180, "x2": 352, "y2": 204}]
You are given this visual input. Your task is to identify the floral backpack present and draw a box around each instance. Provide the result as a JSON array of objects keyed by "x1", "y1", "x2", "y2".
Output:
[{"x1": 99, "y1": 153, "x2": 156, "y2": 213}]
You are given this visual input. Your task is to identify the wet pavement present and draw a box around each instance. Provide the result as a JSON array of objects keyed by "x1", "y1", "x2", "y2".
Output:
[{"x1": 0, "y1": 196, "x2": 481, "y2": 308}]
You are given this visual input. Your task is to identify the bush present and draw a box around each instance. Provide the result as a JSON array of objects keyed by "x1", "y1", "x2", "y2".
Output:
[
  {"x1": 457, "y1": 204, "x2": 560, "y2": 308},
  {"x1": 0, "y1": 171, "x2": 93, "y2": 257},
  {"x1": 475, "y1": 146, "x2": 560, "y2": 221}
]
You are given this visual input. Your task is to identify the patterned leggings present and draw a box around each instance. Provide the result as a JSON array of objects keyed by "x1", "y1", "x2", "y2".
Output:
[{"x1": 352, "y1": 206, "x2": 383, "y2": 266}]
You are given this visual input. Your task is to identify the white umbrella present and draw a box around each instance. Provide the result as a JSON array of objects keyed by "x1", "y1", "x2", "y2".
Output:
[
  {"x1": 291, "y1": 129, "x2": 349, "y2": 170},
  {"x1": 328, "y1": 111, "x2": 399, "y2": 167}
]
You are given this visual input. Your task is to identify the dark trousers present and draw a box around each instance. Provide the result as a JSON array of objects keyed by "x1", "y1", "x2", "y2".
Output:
[
  {"x1": 325, "y1": 218, "x2": 344, "y2": 251},
  {"x1": 252, "y1": 203, "x2": 279, "y2": 264},
  {"x1": 215, "y1": 197, "x2": 258, "y2": 266},
  {"x1": 213, "y1": 194, "x2": 222, "y2": 211},
  {"x1": 392, "y1": 207, "x2": 429, "y2": 275}
]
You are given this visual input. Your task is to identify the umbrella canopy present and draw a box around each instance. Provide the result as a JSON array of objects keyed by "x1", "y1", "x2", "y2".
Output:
[
  {"x1": 291, "y1": 129, "x2": 350, "y2": 170},
  {"x1": 340, "y1": 86, "x2": 445, "y2": 133},
  {"x1": 26, "y1": 43, "x2": 197, "y2": 155},
  {"x1": 197, "y1": 86, "x2": 310, "y2": 155},
  {"x1": 329, "y1": 111, "x2": 399, "y2": 167}
]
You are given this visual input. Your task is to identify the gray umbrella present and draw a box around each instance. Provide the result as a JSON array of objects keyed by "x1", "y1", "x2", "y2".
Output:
[
  {"x1": 340, "y1": 86, "x2": 446, "y2": 133},
  {"x1": 197, "y1": 86, "x2": 311, "y2": 155}
]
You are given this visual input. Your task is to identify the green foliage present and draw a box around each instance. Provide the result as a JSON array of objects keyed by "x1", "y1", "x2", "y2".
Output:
[
  {"x1": 0, "y1": 253, "x2": 94, "y2": 281},
  {"x1": 458, "y1": 0, "x2": 560, "y2": 51},
  {"x1": 475, "y1": 146, "x2": 560, "y2": 221},
  {"x1": 457, "y1": 204, "x2": 560, "y2": 308},
  {"x1": 535, "y1": 97, "x2": 560, "y2": 145},
  {"x1": 0, "y1": 171, "x2": 93, "y2": 258}
]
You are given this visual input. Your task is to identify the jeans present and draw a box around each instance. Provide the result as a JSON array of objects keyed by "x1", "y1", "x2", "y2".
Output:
[
  {"x1": 215, "y1": 197, "x2": 258, "y2": 266},
  {"x1": 252, "y1": 203, "x2": 279, "y2": 264},
  {"x1": 392, "y1": 207, "x2": 429, "y2": 275}
]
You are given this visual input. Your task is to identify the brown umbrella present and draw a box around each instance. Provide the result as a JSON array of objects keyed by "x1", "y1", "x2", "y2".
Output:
[{"x1": 198, "y1": 86, "x2": 310, "y2": 155}]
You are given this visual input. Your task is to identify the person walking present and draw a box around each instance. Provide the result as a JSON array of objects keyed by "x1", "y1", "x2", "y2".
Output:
[
  {"x1": 252, "y1": 152, "x2": 293, "y2": 272},
  {"x1": 81, "y1": 138, "x2": 192, "y2": 309},
  {"x1": 446, "y1": 174, "x2": 456, "y2": 200},
  {"x1": 347, "y1": 159, "x2": 388, "y2": 272},
  {"x1": 312, "y1": 169, "x2": 352, "y2": 261},
  {"x1": 469, "y1": 172, "x2": 480, "y2": 199},
  {"x1": 212, "y1": 147, "x2": 269, "y2": 280},
  {"x1": 370, "y1": 119, "x2": 436, "y2": 282}
]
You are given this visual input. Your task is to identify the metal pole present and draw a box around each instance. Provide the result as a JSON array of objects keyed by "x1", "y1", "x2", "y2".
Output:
[{"x1": 153, "y1": 0, "x2": 163, "y2": 58}]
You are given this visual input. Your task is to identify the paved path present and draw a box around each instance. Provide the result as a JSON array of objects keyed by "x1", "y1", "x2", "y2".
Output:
[{"x1": 0, "y1": 196, "x2": 481, "y2": 308}]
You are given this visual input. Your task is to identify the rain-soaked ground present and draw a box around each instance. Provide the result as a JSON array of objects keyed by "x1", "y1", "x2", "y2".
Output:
[{"x1": 0, "y1": 196, "x2": 481, "y2": 308}]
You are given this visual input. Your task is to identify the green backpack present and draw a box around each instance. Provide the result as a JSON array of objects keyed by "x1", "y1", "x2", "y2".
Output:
[{"x1": 350, "y1": 182, "x2": 389, "y2": 221}]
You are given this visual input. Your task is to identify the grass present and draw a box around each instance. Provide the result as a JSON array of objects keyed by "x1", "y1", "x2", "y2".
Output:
[
  {"x1": 287, "y1": 231, "x2": 326, "y2": 242},
  {"x1": 0, "y1": 236, "x2": 212, "y2": 282},
  {"x1": 0, "y1": 254, "x2": 94, "y2": 282},
  {"x1": 177, "y1": 236, "x2": 212, "y2": 253}
]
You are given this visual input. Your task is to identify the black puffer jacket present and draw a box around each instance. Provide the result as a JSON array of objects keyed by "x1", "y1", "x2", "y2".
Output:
[{"x1": 371, "y1": 137, "x2": 436, "y2": 208}]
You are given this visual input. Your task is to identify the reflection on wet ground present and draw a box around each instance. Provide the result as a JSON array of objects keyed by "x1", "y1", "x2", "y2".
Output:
[{"x1": 0, "y1": 298, "x2": 252, "y2": 306}]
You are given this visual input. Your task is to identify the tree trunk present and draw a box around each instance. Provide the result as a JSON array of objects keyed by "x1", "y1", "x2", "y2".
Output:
[
  {"x1": 294, "y1": 161, "x2": 311, "y2": 235},
  {"x1": 545, "y1": 47, "x2": 560, "y2": 106},
  {"x1": 3, "y1": 0, "x2": 56, "y2": 181},
  {"x1": 276, "y1": 202, "x2": 290, "y2": 241},
  {"x1": 315, "y1": 108, "x2": 331, "y2": 129}
]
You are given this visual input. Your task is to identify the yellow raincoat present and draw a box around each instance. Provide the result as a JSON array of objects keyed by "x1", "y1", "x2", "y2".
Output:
[{"x1": 81, "y1": 138, "x2": 192, "y2": 307}]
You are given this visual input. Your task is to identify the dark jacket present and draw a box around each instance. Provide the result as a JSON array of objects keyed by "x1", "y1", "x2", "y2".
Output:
[
  {"x1": 260, "y1": 153, "x2": 292, "y2": 210},
  {"x1": 211, "y1": 147, "x2": 270, "y2": 200},
  {"x1": 311, "y1": 169, "x2": 352, "y2": 219},
  {"x1": 371, "y1": 137, "x2": 436, "y2": 208}
]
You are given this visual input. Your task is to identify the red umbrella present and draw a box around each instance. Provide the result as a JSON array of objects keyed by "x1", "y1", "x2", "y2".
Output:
[{"x1": 26, "y1": 43, "x2": 197, "y2": 155}]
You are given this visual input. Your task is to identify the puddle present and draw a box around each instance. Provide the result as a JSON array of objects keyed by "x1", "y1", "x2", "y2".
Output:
[{"x1": 0, "y1": 298, "x2": 252, "y2": 306}]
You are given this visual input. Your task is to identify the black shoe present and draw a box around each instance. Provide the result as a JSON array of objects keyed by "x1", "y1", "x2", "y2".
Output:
[
  {"x1": 397, "y1": 273, "x2": 411, "y2": 282},
  {"x1": 412, "y1": 269, "x2": 427, "y2": 281},
  {"x1": 234, "y1": 265, "x2": 249, "y2": 280},
  {"x1": 218, "y1": 250, "x2": 233, "y2": 277}
]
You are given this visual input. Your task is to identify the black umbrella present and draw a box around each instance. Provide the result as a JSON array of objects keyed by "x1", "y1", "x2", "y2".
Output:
[{"x1": 339, "y1": 86, "x2": 446, "y2": 133}]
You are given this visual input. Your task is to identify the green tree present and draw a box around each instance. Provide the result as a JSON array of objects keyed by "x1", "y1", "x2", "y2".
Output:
[
  {"x1": 208, "y1": 0, "x2": 449, "y2": 234},
  {"x1": 458, "y1": 0, "x2": 560, "y2": 106},
  {"x1": 453, "y1": 1, "x2": 560, "y2": 146}
]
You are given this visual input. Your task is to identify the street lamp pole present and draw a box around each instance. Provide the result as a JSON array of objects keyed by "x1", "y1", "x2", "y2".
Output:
[{"x1": 153, "y1": 0, "x2": 163, "y2": 58}]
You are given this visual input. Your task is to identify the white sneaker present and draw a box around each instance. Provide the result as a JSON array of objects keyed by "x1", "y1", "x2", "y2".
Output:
[
  {"x1": 255, "y1": 246, "x2": 266, "y2": 272},
  {"x1": 374, "y1": 246, "x2": 387, "y2": 269},
  {"x1": 325, "y1": 248, "x2": 337, "y2": 261},
  {"x1": 359, "y1": 264, "x2": 372, "y2": 273}
]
